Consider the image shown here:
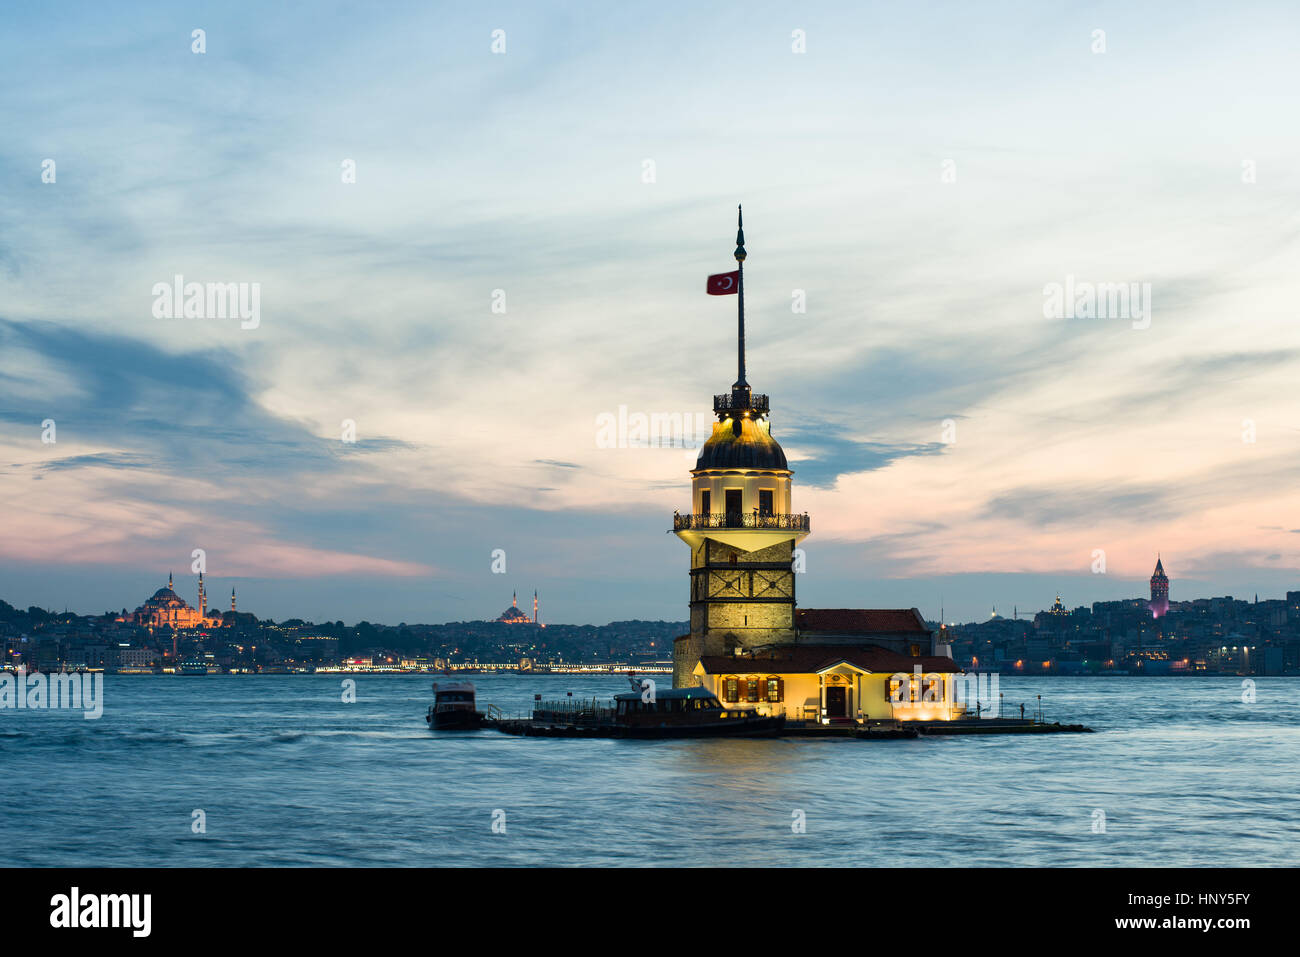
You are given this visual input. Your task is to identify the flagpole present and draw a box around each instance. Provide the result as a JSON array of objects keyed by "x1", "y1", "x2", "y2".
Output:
[{"x1": 734, "y1": 204, "x2": 747, "y2": 390}]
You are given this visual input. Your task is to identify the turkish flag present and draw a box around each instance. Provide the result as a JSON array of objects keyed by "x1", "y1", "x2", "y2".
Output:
[{"x1": 706, "y1": 271, "x2": 740, "y2": 295}]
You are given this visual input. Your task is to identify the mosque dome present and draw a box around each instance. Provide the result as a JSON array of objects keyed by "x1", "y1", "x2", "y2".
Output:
[
  {"x1": 694, "y1": 416, "x2": 788, "y2": 471},
  {"x1": 150, "y1": 587, "x2": 182, "y2": 603}
]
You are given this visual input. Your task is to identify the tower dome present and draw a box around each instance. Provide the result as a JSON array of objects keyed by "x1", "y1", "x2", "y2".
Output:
[{"x1": 694, "y1": 416, "x2": 788, "y2": 471}]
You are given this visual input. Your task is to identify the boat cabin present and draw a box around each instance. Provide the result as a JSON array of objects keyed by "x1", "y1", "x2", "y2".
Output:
[
  {"x1": 432, "y1": 681, "x2": 477, "y2": 714},
  {"x1": 611, "y1": 686, "x2": 757, "y2": 727},
  {"x1": 614, "y1": 686, "x2": 726, "y2": 715}
]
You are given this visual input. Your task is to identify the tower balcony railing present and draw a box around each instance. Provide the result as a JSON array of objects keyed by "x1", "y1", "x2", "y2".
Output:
[
  {"x1": 673, "y1": 512, "x2": 810, "y2": 533},
  {"x1": 713, "y1": 393, "x2": 769, "y2": 415}
]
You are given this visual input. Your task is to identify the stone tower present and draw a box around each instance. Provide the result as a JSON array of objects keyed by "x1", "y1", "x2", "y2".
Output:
[
  {"x1": 1149, "y1": 556, "x2": 1169, "y2": 618},
  {"x1": 672, "y1": 208, "x2": 810, "y2": 687}
]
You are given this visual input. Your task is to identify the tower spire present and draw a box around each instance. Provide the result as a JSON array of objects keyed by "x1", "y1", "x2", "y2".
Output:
[{"x1": 734, "y1": 204, "x2": 747, "y2": 391}]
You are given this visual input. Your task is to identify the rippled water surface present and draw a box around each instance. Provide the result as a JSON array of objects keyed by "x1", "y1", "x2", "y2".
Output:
[{"x1": 2, "y1": 675, "x2": 1296, "y2": 866}]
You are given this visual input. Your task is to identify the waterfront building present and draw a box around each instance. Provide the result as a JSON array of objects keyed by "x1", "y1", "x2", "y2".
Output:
[{"x1": 671, "y1": 210, "x2": 962, "y2": 722}]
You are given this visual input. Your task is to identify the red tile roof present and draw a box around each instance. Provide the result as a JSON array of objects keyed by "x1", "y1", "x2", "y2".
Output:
[
  {"x1": 699, "y1": 643, "x2": 962, "y2": 676},
  {"x1": 795, "y1": 608, "x2": 928, "y2": 634}
]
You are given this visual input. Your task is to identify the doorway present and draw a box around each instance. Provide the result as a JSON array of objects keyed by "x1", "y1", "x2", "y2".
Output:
[{"x1": 825, "y1": 686, "x2": 847, "y2": 718}]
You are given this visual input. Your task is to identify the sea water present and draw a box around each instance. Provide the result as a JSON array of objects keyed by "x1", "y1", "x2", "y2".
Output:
[{"x1": 2, "y1": 674, "x2": 1295, "y2": 866}]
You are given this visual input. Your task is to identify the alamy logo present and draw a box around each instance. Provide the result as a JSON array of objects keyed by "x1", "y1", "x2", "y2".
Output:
[
  {"x1": 0, "y1": 668, "x2": 103, "y2": 719},
  {"x1": 152, "y1": 274, "x2": 260, "y2": 329},
  {"x1": 887, "y1": 668, "x2": 1000, "y2": 717},
  {"x1": 1042, "y1": 275, "x2": 1151, "y2": 330},
  {"x1": 50, "y1": 887, "x2": 151, "y2": 937},
  {"x1": 595, "y1": 406, "x2": 710, "y2": 449}
]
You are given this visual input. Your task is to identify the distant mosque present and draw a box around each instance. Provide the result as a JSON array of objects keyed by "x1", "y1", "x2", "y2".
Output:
[
  {"x1": 1149, "y1": 556, "x2": 1170, "y2": 618},
  {"x1": 118, "y1": 572, "x2": 228, "y2": 629},
  {"x1": 495, "y1": 590, "x2": 542, "y2": 625},
  {"x1": 671, "y1": 209, "x2": 963, "y2": 722}
]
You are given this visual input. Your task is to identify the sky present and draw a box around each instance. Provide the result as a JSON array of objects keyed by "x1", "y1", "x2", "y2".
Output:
[{"x1": 1, "y1": 0, "x2": 1298, "y2": 625}]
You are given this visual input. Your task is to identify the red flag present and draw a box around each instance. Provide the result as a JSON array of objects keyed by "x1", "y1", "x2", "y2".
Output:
[{"x1": 706, "y1": 271, "x2": 739, "y2": 295}]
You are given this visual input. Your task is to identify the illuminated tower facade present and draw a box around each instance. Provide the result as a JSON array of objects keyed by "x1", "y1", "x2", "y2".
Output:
[
  {"x1": 198, "y1": 572, "x2": 206, "y2": 618},
  {"x1": 1149, "y1": 556, "x2": 1169, "y2": 618},
  {"x1": 672, "y1": 209, "x2": 810, "y2": 687}
]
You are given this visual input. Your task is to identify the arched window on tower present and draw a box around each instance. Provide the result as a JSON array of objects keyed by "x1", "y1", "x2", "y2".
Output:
[{"x1": 725, "y1": 489, "x2": 742, "y2": 521}]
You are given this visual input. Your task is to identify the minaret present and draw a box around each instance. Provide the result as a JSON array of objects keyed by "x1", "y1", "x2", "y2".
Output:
[
  {"x1": 512, "y1": 590, "x2": 518, "y2": 609},
  {"x1": 672, "y1": 207, "x2": 810, "y2": 687},
  {"x1": 198, "y1": 571, "x2": 206, "y2": 618},
  {"x1": 168, "y1": 571, "x2": 174, "y2": 590},
  {"x1": 533, "y1": 590, "x2": 538, "y2": 624},
  {"x1": 1149, "y1": 555, "x2": 1169, "y2": 618},
  {"x1": 231, "y1": 587, "x2": 236, "y2": 613}
]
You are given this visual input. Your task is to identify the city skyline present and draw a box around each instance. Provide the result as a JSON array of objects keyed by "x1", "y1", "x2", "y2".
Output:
[
  {"x1": 3, "y1": 1, "x2": 1299, "y2": 625},
  {"x1": 6, "y1": 559, "x2": 1299, "y2": 629}
]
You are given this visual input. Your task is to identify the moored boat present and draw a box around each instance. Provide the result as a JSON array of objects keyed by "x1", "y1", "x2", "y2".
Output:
[
  {"x1": 499, "y1": 684, "x2": 785, "y2": 738},
  {"x1": 426, "y1": 681, "x2": 485, "y2": 730}
]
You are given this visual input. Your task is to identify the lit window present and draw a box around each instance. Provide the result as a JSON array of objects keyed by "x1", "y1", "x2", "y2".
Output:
[
  {"x1": 926, "y1": 676, "x2": 943, "y2": 702},
  {"x1": 886, "y1": 676, "x2": 904, "y2": 703}
]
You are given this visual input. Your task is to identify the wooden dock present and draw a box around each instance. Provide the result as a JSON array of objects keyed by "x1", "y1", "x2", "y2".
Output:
[
  {"x1": 915, "y1": 719, "x2": 1094, "y2": 735},
  {"x1": 782, "y1": 720, "x2": 919, "y2": 739},
  {"x1": 490, "y1": 718, "x2": 785, "y2": 739},
  {"x1": 484, "y1": 716, "x2": 1093, "y2": 739}
]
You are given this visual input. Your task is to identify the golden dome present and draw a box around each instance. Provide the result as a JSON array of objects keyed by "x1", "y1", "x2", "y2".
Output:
[{"x1": 694, "y1": 416, "x2": 788, "y2": 471}]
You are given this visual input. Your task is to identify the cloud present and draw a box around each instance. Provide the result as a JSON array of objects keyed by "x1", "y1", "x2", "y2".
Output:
[
  {"x1": 784, "y1": 426, "x2": 947, "y2": 488},
  {"x1": 982, "y1": 483, "x2": 1178, "y2": 527},
  {"x1": 2, "y1": 1, "x2": 1299, "y2": 623},
  {"x1": 0, "y1": 317, "x2": 414, "y2": 480},
  {"x1": 0, "y1": 317, "x2": 435, "y2": 580}
]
